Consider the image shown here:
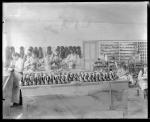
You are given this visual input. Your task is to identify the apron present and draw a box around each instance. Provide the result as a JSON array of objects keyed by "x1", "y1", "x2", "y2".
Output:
[
  {"x1": 68, "y1": 54, "x2": 75, "y2": 69},
  {"x1": 138, "y1": 70, "x2": 147, "y2": 91},
  {"x1": 139, "y1": 80, "x2": 147, "y2": 90},
  {"x1": 11, "y1": 71, "x2": 23, "y2": 104}
]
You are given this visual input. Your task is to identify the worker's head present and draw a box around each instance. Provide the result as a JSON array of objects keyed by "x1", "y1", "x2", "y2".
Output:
[
  {"x1": 32, "y1": 51, "x2": 37, "y2": 58},
  {"x1": 70, "y1": 49, "x2": 73, "y2": 54},
  {"x1": 27, "y1": 49, "x2": 32, "y2": 56},
  {"x1": 14, "y1": 53, "x2": 20, "y2": 60}
]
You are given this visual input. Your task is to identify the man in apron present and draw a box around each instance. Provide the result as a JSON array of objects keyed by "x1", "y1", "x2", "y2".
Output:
[
  {"x1": 24, "y1": 49, "x2": 32, "y2": 71},
  {"x1": 65, "y1": 50, "x2": 77, "y2": 69},
  {"x1": 9, "y1": 53, "x2": 25, "y2": 107},
  {"x1": 137, "y1": 65, "x2": 147, "y2": 98}
]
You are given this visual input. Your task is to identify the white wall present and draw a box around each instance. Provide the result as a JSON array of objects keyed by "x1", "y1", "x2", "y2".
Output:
[
  {"x1": 5, "y1": 20, "x2": 147, "y2": 50},
  {"x1": 3, "y1": 2, "x2": 147, "y2": 52}
]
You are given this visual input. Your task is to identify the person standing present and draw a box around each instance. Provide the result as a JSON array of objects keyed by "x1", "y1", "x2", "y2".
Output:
[
  {"x1": 65, "y1": 50, "x2": 77, "y2": 69},
  {"x1": 9, "y1": 53, "x2": 25, "y2": 107},
  {"x1": 137, "y1": 65, "x2": 147, "y2": 98},
  {"x1": 24, "y1": 48, "x2": 32, "y2": 70},
  {"x1": 30, "y1": 51, "x2": 39, "y2": 71}
]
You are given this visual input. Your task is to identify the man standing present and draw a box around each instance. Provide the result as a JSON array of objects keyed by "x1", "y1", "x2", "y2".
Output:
[
  {"x1": 9, "y1": 53, "x2": 25, "y2": 107},
  {"x1": 24, "y1": 49, "x2": 32, "y2": 70},
  {"x1": 138, "y1": 65, "x2": 147, "y2": 98},
  {"x1": 65, "y1": 50, "x2": 77, "y2": 69}
]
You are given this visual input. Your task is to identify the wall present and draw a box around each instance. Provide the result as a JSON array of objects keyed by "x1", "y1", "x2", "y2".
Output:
[
  {"x1": 4, "y1": 20, "x2": 147, "y2": 51},
  {"x1": 3, "y1": 2, "x2": 147, "y2": 52}
]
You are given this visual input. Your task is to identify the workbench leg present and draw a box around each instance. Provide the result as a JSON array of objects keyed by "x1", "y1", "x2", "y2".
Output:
[
  {"x1": 3, "y1": 99, "x2": 12, "y2": 119},
  {"x1": 109, "y1": 83, "x2": 114, "y2": 110},
  {"x1": 122, "y1": 89, "x2": 128, "y2": 118},
  {"x1": 109, "y1": 93, "x2": 113, "y2": 110},
  {"x1": 137, "y1": 88, "x2": 140, "y2": 96},
  {"x1": 22, "y1": 97, "x2": 28, "y2": 118}
]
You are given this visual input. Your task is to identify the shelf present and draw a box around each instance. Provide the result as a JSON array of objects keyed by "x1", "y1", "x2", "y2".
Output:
[{"x1": 99, "y1": 41, "x2": 147, "y2": 64}]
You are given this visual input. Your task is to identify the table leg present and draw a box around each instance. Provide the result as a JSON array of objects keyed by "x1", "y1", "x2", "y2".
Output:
[
  {"x1": 3, "y1": 99, "x2": 12, "y2": 118},
  {"x1": 22, "y1": 97, "x2": 28, "y2": 118},
  {"x1": 122, "y1": 89, "x2": 128, "y2": 118},
  {"x1": 109, "y1": 82, "x2": 113, "y2": 110}
]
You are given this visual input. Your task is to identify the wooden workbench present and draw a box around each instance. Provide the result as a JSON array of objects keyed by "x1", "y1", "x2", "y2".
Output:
[
  {"x1": 3, "y1": 70, "x2": 128, "y2": 117},
  {"x1": 21, "y1": 79, "x2": 128, "y2": 116}
]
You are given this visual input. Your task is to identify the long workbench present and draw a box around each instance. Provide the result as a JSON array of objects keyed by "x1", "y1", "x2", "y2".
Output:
[
  {"x1": 21, "y1": 79, "x2": 128, "y2": 112},
  {"x1": 3, "y1": 71, "x2": 129, "y2": 118}
]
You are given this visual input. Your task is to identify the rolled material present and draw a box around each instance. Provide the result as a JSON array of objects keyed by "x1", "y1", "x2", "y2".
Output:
[
  {"x1": 20, "y1": 46, "x2": 25, "y2": 59},
  {"x1": 4, "y1": 46, "x2": 12, "y2": 67},
  {"x1": 47, "y1": 46, "x2": 52, "y2": 55},
  {"x1": 62, "y1": 47, "x2": 65, "y2": 59},
  {"x1": 64, "y1": 47, "x2": 68, "y2": 59},
  {"x1": 5, "y1": 46, "x2": 11, "y2": 60},
  {"x1": 38, "y1": 47, "x2": 43, "y2": 59},
  {"x1": 56, "y1": 46, "x2": 60, "y2": 57},
  {"x1": 34, "y1": 47, "x2": 39, "y2": 58},
  {"x1": 77, "y1": 46, "x2": 81, "y2": 58}
]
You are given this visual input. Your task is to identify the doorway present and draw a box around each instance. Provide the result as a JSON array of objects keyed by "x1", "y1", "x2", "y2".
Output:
[{"x1": 83, "y1": 41, "x2": 99, "y2": 71}]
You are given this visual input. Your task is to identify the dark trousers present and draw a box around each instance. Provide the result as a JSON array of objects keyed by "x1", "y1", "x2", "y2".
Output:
[{"x1": 19, "y1": 89, "x2": 23, "y2": 105}]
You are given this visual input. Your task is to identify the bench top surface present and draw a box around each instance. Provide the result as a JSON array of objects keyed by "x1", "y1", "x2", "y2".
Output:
[{"x1": 21, "y1": 79, "x2": 128, "y2": 89}]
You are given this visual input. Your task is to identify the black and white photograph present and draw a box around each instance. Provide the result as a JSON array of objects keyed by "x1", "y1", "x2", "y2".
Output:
[{"x1": 2, "y1": 2, "x2": 148, "y2": 119}]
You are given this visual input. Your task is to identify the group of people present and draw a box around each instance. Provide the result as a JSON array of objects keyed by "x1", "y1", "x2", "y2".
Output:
[
  {"x1": 63, "y1": 49, "x2": 80, "y2": 69},
  {"x1": 116, "y1": 63, "x2": 148, "y2": 98},
  {"x1": 4, "y1": 46, "x2": 81, "y2": 107},
  {"x1": 93, "y1": 57, "x2": 118, "y2": 72},
  {"x1": 23, "y1": 46, "x2": 81, "y2": 71},
  {"x1": 21, "y1": 70, "x2": 119, "y2": 86},
  {"x1": 4, "y1": 46, "x2": 82, "y2": 72},
  {"x1": 24, "y1": 48, "x2": 45, "y2": 71}
]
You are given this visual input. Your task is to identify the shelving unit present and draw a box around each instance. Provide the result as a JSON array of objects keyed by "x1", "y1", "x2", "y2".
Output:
[
  {"x1": 99, "y1": 40, "x2": 147, "y2": 65},
  {"x1": 100, "y1": 41, "x2": 120, "y2": 63},
  {"x1": 138, "y1": 42, "x2": 147, "y2": 64},
  {"x1": 119, "y1": 41, "x2": 137, "y2": 64}
]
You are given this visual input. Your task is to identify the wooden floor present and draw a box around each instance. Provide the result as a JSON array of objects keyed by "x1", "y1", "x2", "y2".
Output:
[{"x1": 3, "y1": 87, "x2": 147, "y2": 119}]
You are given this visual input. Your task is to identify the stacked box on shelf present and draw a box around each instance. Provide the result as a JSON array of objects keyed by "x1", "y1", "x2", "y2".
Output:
[
  {"x1": 99, "y1": 40, "x2": 146, "y2": 65},
  {"x1": 119, "y1": 42, "x2": 137, "y2": 63},
  {"x1": 138, "y1": 42, "x2": 147, "y2": 64},
  {"x1": 100, "y1": 41, "x2": 119, "y2": 63}
]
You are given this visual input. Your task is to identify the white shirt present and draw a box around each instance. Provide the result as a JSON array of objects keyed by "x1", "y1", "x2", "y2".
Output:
[
  {"x1": 24, "y1": 56, "x2": 32, "y2": 68},
  {"x1": 11, "y1": 58, "x2": 24, "y2": 72},
  {"x1": 138, "y1": 70, "x2": 143, "y2": 81},
  {"x1": 76, "y1": 55, "x2": 80, "y2": 65},
  {"x1": 104, "y1": 55, "x2": 108, "y2": 62},
  {"x1": 69, "y1": 54, "x2": 77, "y2": 62},
  {"x1": 138, "y1": 70, "x2": 147, "y2": 90},
  {"x1": 128, "y1": 74, "x2": 134, "y2": 83}
]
